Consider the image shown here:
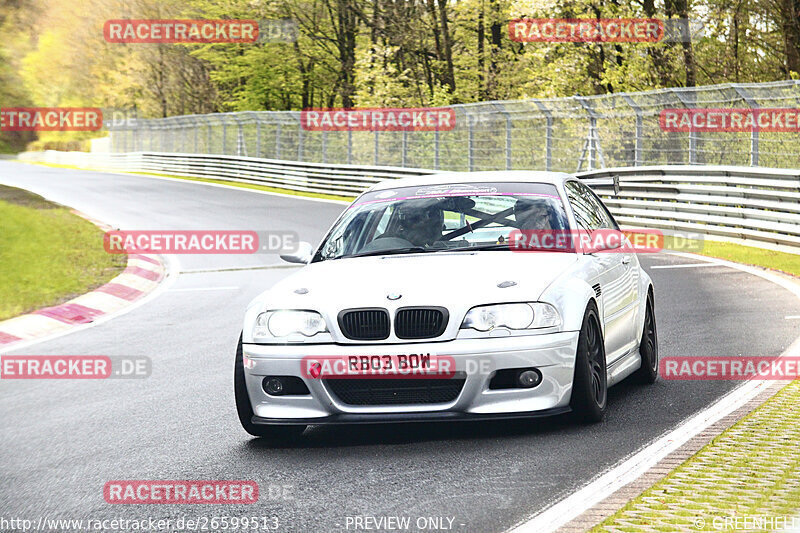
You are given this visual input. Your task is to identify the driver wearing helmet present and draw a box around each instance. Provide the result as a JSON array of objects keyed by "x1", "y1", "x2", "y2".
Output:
[
  {"x1": 514, "y1": 198, "x2": 555, "y2": 230},
  {"x1": 393, "y1": 201, "x2": 444, "y2": 246}
]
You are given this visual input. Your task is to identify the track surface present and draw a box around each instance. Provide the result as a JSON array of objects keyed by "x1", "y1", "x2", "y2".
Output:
[{"x1": 1, "y1": 161, "x2": 799, "y2": 532}]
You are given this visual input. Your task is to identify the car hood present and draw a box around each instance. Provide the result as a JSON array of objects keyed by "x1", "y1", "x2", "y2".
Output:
[{"x1": 251, "y1": 251, "x2": 578, "y2": 318}]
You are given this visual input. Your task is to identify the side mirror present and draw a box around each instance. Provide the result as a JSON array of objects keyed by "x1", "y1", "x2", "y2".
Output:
[{"x1": 280, "y1": 241, "x2": 313, "y2": 264}]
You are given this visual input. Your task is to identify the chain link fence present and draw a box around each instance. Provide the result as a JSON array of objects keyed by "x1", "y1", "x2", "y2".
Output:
[{"x1": 109, "y1": 80, "x2": 800, "y2": 172}]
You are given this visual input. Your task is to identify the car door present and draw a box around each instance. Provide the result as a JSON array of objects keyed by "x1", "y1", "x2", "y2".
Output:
[{"x1": 566, "y1": 181, "x2": 639, "y2": 362}]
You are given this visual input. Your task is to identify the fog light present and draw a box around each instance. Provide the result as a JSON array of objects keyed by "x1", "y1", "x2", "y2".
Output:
[
  {"x1": 264, "y1": 377, "x2": 284, "y2": 395},
  {"x1": 518, "y1": 369, "x2": 541, "y2": 388}
]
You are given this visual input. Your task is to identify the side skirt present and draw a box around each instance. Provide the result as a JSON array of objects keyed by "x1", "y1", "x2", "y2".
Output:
[{"x1": 607, "y1": 346, "x2": 643, "y2": 387}]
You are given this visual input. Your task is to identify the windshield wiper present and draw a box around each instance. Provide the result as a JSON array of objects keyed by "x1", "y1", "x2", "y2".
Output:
[
  {"x1": 447, "y1": 243, "x2": 511, "y2": 252},
  {"x1": 340, "y1": 246, "x2": 429, "y2": 259}
]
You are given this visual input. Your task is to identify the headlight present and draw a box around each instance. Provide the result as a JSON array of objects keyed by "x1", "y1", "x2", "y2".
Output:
[
  {"x1": 461, "y1": 303, "x2": 561, "y2": 331},
  {"x1": 253, "y1": 310, "x2": 328, "y2": 339}
]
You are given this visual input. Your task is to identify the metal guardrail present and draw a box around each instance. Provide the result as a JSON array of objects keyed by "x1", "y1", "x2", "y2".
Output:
[
  {"x1": 18, "y1": 150, "x2": 435, "y2": 196},
  {"x1": 105, "y1": 80, "x2": 800, "y2": 172},
  {"x1": 579, "y1": 166, "x2": 800, "y2": 249},
  {"x1": 17, "y1": 150, "x2": 800, "y2": 252}
]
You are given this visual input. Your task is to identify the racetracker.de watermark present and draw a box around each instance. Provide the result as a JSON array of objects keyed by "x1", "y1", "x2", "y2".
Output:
[
  {"x1": 103, "y1": 19, "x2": 297, "y2": 44},
  {"x1": 103, "y1": 230, "x2": 298, "y2": 254},
  {"x1": 104, "y1": 481, "x2": 259, "y2": 504},
  {"x1": 0, "y1": 107, "x2": 102, "y2": 131},
  {"x1": 300, "y1": 107, "x2": 456, "y2": 131},
  {"x1": 660, "y1": 108, "x2": 800, "y2": 132},
  {"x1": 660, "y1": 356, "x2": 800, "y2": 380},
  {"x1": 508, "y1": 229, "x2": 703, "y2": 253},
  {"x1": 0, "y1": 356, "x2": 151, "y2": 379},
  {"x1": 509, "y1": 18, "x2": 703, "y2": 42}
]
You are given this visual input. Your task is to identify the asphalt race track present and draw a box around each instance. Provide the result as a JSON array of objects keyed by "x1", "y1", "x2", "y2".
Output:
[{"x1": 2, "y1": 160, "x2": 799, "y2": 532}]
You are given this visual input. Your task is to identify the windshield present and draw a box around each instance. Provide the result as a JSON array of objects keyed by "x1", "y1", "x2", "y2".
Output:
[{"x1": 313, "y1": 182, "x2": 570, "y2": 262}]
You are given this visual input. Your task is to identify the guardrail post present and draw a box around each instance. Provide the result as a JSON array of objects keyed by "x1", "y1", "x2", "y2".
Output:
[
  {"x1": 222, "y1": 121, "x2": 227, "y2": 155},
  {"x1": 234, "y1": 115, "x2": 246, "y2": 157},
  {"x1": 297, "y1": 123, "x2": 304, "y2": 161},
  {"x1": 255, "y1": 119, "x2": 261, "y2": 158},
  {"x1": 468, "y1": 114, "x2": 475, "y2": 171},
  {"x1": 621, "y1": 94, "x2": 643, "y2": 166},
  {"x1": 275, "y1": 123, "x2": 282, "y2": 159},
  {"x1": 533, "y1": 99, "x2": 553, "y2": 171},
  {"x1": 672, "y1": 88, "x2": 697, "y2": 164},
  {"x1": 732, "y1": 84, "x2": 759, "y2": 166},
  {"x1": 193, "y1": 119, "x2": 198, "y2": 153},
  {"x1": 576, "y1": 97, "x2": 605, "y2": 171},
  {"x1": 434, "y1": 130, "x2": 440, "y2": 170},
  {"x1": 374, "y1": 130, "x2": 380, "y2": 166},
  {"x1": 347, "y1": 130, "x2": 353, "y2": 164},
  {"x1": 494, "y1": 103, "x2": 512, "y2": 170},
  {"x1": 322, "y1": 130, "x2": 328, "y2": 163},
  {"x1": 401, "y1": 131, "x2": 408, "y2": 167},
  {"x1": 505, "y1": 115, "x2": 512, "y2": 170}
]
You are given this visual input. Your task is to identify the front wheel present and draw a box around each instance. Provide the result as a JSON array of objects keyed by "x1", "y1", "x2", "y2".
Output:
[
  {"x1": 234, "y1": 333, "x2": 306, "y2": 440},
  {"x1": 569, "y1": 302, "x2": 607, "y2": 423}
]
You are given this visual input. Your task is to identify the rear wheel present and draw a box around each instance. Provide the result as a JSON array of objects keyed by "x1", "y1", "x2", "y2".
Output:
[
  {"x1": 234, "y1": 334, "x2": 306, "y2": 440},
  {"x1": 569, "y1": 302, "x2": 607, "y2": 423},
  {"x1": 632, "y1": 291, "x2": 659, "y2": 384}
]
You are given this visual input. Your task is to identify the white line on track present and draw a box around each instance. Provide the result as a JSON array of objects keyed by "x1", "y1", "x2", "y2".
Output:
[
  {"x1": 786, "y1": 316, "x2": 800, "y2": 320},
  {"x1": 508, "y1": 252, "x2": 800, "y2": 533},
  {"x1": 649, "y1": 262, "x2": 729, "y2": 269},
  {"x1": 168, "y1": 286, "x2": 239, "y2": 292}
]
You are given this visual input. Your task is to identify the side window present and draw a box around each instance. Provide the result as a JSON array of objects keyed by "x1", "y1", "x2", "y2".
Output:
[
  {"x1": 566, "y1": 181, "x2": 618, "y2": 230},
  {"x1": 581, "y1": 183, "x2": 619, "y2": 229},
  {"x1": 566, "y1": 181, "x2": 603, "y2": 230}
]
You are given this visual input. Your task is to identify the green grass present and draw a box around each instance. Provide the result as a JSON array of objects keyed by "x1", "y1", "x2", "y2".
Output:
[
  {"x1": 661, "y1": 235, "x2": 800, "y2": 277},
  {"x1": 592, "y1": 381, "x2": 800, "y2": 531},
  {"x1": 692, "y1": 240, "x2": 800, "y2": 277},
  {"x1": 0, "y1": 185, "x2": 127, "y2": 321}
]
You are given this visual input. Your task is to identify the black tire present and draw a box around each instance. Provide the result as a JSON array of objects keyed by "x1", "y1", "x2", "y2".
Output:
[
  {"x1": 632, "y1": 290, "x2": 659, "y2": 384},
  {"x1": 569, "y1": 302, "x2": 607, "y2": 423},
  {"x1": 234, "y1": 333, "x2": 306, "y2": 440}
]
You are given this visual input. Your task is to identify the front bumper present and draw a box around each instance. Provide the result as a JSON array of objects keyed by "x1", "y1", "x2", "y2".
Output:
[{"x1": 242, "y1": 331, "x2": 579, "y2": 425}]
